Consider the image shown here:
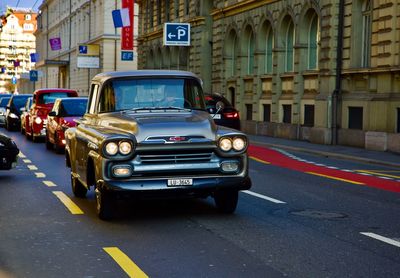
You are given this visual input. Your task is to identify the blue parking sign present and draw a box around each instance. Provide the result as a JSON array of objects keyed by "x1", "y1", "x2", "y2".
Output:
[
  {"x1": 11, "y1": 76, "x2": 17, "y2": 84},
  {"x1": 121, "y1": 51, "x2": 134, "y2": 61},
  {"x1": 164, "y1": 23, "x2": 190, "y2": 46}
]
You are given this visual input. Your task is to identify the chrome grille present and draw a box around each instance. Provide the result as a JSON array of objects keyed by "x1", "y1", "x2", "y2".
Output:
[{"x1": 139, "y1": 152, "x2": 213, "y2": 164}]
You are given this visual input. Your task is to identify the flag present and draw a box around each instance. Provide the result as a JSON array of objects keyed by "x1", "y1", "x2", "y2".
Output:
[
  {"x1": 30, "y1": 53, "x2": 39, "y2": 62},
  {"x1": 13, "y1": 60, "x2": 20, "y2": 67},
  {"x1": 112, "y1": 8, "x2": 130, "y2": 28}
]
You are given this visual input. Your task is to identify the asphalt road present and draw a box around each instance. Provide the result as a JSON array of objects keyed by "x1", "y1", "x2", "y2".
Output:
[{"x1": 1, "y1": 129, "x2": 399, "y2": 278}]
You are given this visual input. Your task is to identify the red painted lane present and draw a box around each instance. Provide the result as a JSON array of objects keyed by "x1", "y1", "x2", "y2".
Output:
[{"x1": 249, "y1": 145, "x2": 400, "y2": 193}]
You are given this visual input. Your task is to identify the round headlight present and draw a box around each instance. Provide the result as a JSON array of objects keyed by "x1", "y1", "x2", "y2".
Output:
[
  {"x1": 119, "y1": 141, "x2": 132, "y2": 155},
  {"x1": 34, "y1": 117, "x2": 42, "y2": 124},
  {"x1": 232, "y1": 137, "x2": 246, "y2": 151},
  {"x1": 219, "y1": 138, "x2": 232, "y2": 152},
  {"x1": 105, "y1": 142, "x2": 118, "y2": 156}
]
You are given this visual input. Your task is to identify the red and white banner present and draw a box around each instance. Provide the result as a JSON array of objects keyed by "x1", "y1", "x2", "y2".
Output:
[{"x1": 121, "y1": 0, "x2": 134, "y2": 50}]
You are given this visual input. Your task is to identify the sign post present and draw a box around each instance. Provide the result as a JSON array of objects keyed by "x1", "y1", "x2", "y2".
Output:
[{"x1": 163, "y1": 23, "x2": 191, "y2": 46}]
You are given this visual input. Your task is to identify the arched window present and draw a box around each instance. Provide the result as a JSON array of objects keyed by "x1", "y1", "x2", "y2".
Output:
[
  {"x1": 265, "y1": 26, "x2": 273, "y2": 74},
  {"x1": 308, "y1": 14, "x2": 319, "y2": 69},
  {"x1": 245, "y1": 27, "x2": 255, "y2": 75},
  {"x1": 285, "y1": 20, "x2": 294, "y2": 72},
  {"x1": 362, "y1": 0, "x2": 372, "y2": 67},
  {"x1": 224, "y1": 30, "x2": 238, "y2": 78}
]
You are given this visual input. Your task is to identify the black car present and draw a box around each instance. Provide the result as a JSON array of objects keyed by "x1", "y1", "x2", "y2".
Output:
[
  {"x1": 0, "y1": 132, "x2": 19, "y2": 170},
  {"x1": 205, "y1": 93, "x2": 241, "y2": 130},
  {"x1": 5, "y1": 94, "x2": 33, "y2": 131},
  {"x1": 0, "y1": 95, "x2": 11, "y2": 127}
]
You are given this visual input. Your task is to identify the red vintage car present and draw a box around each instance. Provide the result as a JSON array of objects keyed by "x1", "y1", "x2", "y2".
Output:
[
  {"x1": 25, "y1": 88, "x2": 78, "y2": 142},
  {"x1": 46, "y1": 97, "x2": 88, "y2": 153}
]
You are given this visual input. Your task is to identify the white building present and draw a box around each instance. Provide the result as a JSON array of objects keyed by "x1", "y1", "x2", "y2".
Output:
[
  {"x1": 34, "y1": 0, "x2": 138, "y2": 96},
  {"x1": 0, "y1": 8, "x2": 36, "y2": 94}
]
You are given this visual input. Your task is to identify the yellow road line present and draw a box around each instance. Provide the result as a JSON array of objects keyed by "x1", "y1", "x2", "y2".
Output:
[
  {"x1": 27, "y1": 165, "x2": 38, "y2": 171},
  {"x1": 35, "y1": 172, "x2": 46, "y2": 178},
  {"x1": 356, "y1": 170, "x2": 400, "y2": 179},
  {"x1": 19, "y1": 152, "x2": 26, "y2": 158},
  {"x1": 23, "y1": 159, "x2": 31, "y2": 163},
  {"x1": 43, "y1": 180, "x2": 57, "y2": 187},
  {"x1": 52, "y1": 191, "x2": 84, "y2": 215},
  {"x1": 103, "y1": 247, "x2": 148, "y2": 278},
  {"x1": 250, "y1": 156, "x2": 271, "y2": 164},
  {"x1": 306, "y1": 171, "x2": 365, "y2": 185}
]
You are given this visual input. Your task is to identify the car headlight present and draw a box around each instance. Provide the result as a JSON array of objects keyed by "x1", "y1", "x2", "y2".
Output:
[
  {"x1": 105, "y1": 142, "x2": 118, "y2": 156},
  {"x1": 232, "y1": 137, "x2": 246, "y2": 151},
  {"x1": 34, "y1": 117, "x2": 42, "y2": 124},
  {"x1": 10, "y1": 113, "x2": 18, "y2": 119},
  {"x1": 219, "y1": 138, "x2": 232, "y2": 152},
  {"x1": 119, "y1": 141, "x2": 132, "y2": 155}
]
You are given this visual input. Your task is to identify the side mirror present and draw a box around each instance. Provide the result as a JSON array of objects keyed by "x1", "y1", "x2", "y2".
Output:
[{"x1": 48, "y1": 111, "x2": 57, "y2": 117}]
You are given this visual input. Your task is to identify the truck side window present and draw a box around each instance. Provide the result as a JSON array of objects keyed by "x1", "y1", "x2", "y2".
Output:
[{"x1": 88, "y1": 84, "x2": 99, "y2": 114}]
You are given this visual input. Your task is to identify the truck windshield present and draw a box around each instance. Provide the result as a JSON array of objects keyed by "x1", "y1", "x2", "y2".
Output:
[{"x1": 98, "y1": 78, "x2": 206, "y2": 113}]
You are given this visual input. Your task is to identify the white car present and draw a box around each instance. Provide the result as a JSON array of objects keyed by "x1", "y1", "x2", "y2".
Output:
[{"x1": 0, "y1": 96, "x2": 11, "y2": 127}]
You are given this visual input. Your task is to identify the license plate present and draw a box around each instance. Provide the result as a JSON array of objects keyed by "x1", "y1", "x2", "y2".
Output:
[
  {"x1": 167, "y1": 178, "x2": 193, "y2": 186},
  {"x1": 211, "y1": 114, "x2": 221, "y2": 119}
]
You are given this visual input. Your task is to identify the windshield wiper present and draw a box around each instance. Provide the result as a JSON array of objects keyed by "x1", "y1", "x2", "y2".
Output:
[{"x1": 123, "y1": 106, "x2": 191, "y2": 113}]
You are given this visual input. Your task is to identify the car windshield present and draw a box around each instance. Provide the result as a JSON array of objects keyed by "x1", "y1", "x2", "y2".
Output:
[
  {"x1": 98, "y1": 78, "x2": 206, "y2": 113},
  {"x1": 38, "y1": 92, "x2": 75, "y2": 104},
  {"x1": 60, "y1": 99, "x2": 88, "y2": 116},
  {"x1": 0, "y1": 97, "x2": 10, "y2": 107}
]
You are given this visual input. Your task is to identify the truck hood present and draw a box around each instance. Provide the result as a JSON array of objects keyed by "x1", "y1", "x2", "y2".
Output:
[{"x1": 98, "y1": 110, "x2": 217, "y2": 143}]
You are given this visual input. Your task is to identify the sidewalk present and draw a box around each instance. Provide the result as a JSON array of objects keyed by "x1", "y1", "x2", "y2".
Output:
[{"x1": 248, "y1": 134, "x2": 400, "y2": 169}]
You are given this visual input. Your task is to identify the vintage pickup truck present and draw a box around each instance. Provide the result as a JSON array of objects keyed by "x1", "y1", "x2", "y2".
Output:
[{"x1": 65, "y1": 70, "x2": 251, "y2": 220}]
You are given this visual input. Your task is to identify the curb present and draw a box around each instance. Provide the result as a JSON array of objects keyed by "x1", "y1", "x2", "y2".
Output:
[{"x1": 250, "y1": 141, "x2": 400, "y2": 169}]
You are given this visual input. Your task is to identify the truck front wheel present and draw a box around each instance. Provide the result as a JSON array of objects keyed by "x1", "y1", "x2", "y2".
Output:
[{"x1": 214, "y1": 189, "x2": 239, "y2": 213}]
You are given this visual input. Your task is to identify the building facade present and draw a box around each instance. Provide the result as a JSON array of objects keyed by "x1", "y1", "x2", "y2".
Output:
[
  {"x1": 0, "y1": 7, "x2": 37, "y2": 94},
  {"x1": 34, "y1": 0, "x2": 139, "y2": 96},
  {"x1": 137, "y1": 0, "x2": 400, "y2": 153}
]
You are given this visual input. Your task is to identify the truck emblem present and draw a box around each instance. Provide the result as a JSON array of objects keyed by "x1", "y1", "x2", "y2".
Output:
[{"x1": 169, "y1": 136, "x2": 187, "y2": 142}]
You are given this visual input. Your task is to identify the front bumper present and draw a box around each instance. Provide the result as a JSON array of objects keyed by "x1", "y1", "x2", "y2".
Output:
[{"x1": 97, "y1": 176, "x2": 251, "y2": 199}]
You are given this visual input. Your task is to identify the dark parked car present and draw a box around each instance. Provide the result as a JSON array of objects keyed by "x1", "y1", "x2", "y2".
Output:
[
  {"x1": 20, "y1": 97, "x2": 33, "y2": 134},
  {"x1": 46, "y1": 97, "x2": 88, "y2": 153},
  {"x1": 205, "y1": 93, "x2": 241, "y2": 130},
  {"x1": 0, "y1": 95, "x2": 11, "y2": 127},
  {"x1": 65, "y1": 70, "x2": 251, "y2": 220},
  {"x1": 5, "y1": 94, "x2": 33, "y2": 131},
  {"x1": 0, "y1": 132, "x2": 19, "y2": 170}
]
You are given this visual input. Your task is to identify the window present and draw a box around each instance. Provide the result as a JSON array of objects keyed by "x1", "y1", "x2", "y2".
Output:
[
  {"x1": 282, "y1": 104, "x2": 292, "y2": 123},
  {"x1": 348, "y1": 107, "x2": 363, "y2": 129},
  {"x1": 246, "y1": 104, "x2": 252, "y2": 120},
  {"x1": 165, "y1": 0, "x2": 170, "y2": 22},
  {"x1": 157, "y1": 0, "x2": 161, "y2": 25},
  {"x1": 184, "y1": 0, "x2": 189, "y2": 16},
  {"x1": 246, "y1": 29, "x2": 255, "y2": 75},
  {"x1": 285, "y1": 21, "x2": 294, "y2": 72},
  {"x1": 265, "y1": 29, "x2": 273, "y2": 74},
  {"x1": 149, "y1": 1, "x2": 154, "y2": 28},
  {"x1": 174, "y1": 0, "x2": 179, "y2": 18},
  {"x1": 25, "y1": 14, "x2": 32, "y2": 20},
  {"x1": 362, "y1": 0, "x2": 372, "y2": 67},
  {"x1": 397, "y1": 108, "x2": 400, "y2": 133},
  {"x1": 304, "y1": 105, "x2": 315, "y2": 126},
  {"x1": 263, "y1": 104, "x2": 271, "y2": 122},
  {"x1": 308, "y1": 15, "x2": 319, "y2": 69}
]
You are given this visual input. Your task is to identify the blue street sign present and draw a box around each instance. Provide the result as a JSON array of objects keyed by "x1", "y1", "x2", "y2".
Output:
[
  {"x1": 121, "y1": 51, "x2": 134, "y2": 61},
  {"x1": 11, "y1": 76, "x2": 17, "y2": 84},
  {"x1": 79, "y1": 45, "x2": 88, "y2": 54},
  {"x1": 30, "y1": 70, "x2": 38, "y2": 82},
  {"x1": 163, "y1": 23, "x2": 190, "y2": 46}
]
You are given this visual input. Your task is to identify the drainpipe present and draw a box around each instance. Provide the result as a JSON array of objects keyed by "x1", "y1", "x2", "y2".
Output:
[
  {"x1": 114, "y1": 0, "x2": 117, "y2": 71},
  {"x1": 332, "y1": 0, "x2": 345, "y2": 145},
  {"x1": 68, "y1": 0, "x2": 72, "y2": 88}
]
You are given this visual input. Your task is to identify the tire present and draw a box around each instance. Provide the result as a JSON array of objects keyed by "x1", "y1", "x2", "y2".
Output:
[
  {"x1": 45, "y1": 133, "x2": 53, "y2": 150},
  {"x1": 54, "y1": 136, "x2": 63, "y2": 154},
  {"x1": 71, "y1": 173, "x2": 87, "y2": 198},
  {"x1": 214, "y1": 190, "x2": 239, "y2": 213},
  {"x1": 95, "y1": 187, "x2": 114, "y2": 220}
]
